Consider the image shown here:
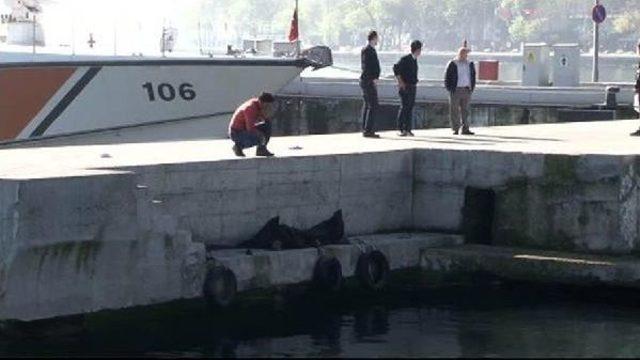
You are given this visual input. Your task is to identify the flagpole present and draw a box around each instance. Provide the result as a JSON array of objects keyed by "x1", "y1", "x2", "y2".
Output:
[
  {"x1": 295, "y1": 0, "x2": 300, "y2": 58},
  {"x1": 592, "y1": 0, "x2": 600, "y2": 82}
]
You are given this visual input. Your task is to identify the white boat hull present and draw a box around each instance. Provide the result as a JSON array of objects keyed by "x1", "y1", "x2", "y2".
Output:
[{"x1": 0, "y1": 58, "x2": 308, "y2": 142}]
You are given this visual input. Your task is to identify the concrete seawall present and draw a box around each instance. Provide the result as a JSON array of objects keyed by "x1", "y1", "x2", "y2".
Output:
[
  {"x1": 271, "y1": 78, "x2": 637, "y2": 137},
  {"x1": 3, "y1": 120, "x2": 640, "y2": 321},
  {"x1": 281, "y1": 78, "x2": 637, "y2": 107},
  {"x1": 414, "y1": 150, "x2": 640, "y2": 253}
]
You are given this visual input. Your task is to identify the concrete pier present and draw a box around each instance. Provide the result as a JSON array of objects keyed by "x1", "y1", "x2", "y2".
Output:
[
  {"x1": 3, "y1": 119, "x2": 640, "y2": 321},
  {"x1": 281, "y1": 77, "x2": 636, "y2": 108},
  {"x1": 274, "y1": 78, "x2": 637, "y2": 136},
  {"x1": 210, "y1": 233, "x2": 462, "y2": 292}
]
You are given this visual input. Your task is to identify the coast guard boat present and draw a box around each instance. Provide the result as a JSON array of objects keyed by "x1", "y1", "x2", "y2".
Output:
[{"x1": 0, "y1": 0, "x2": 331, "y2": 144}]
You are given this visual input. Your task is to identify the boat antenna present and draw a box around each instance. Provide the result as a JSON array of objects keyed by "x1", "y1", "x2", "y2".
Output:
[
  {"x1": 113, "y1": 20, "x2": 117, "y2": 56},
  {"x1": 198, "y1": 20, "x2": 202, "y2": 55},
  {"x1": 32, "y1": 14, "x2": 36, "y2": 54}
]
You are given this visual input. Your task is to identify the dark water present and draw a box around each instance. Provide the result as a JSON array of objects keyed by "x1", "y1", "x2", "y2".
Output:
[{"x1": 4, "y1": 281, "x2": 640, "y2": 358}]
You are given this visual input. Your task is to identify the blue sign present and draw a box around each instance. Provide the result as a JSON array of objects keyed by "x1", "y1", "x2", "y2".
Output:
[{"x1": 592, "y1": 4, "x2": 606, "y2": 24}]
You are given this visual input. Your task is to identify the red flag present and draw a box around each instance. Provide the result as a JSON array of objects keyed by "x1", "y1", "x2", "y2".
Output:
[{"x1": 288, "y1": 7, "x2": 298, "y2": 42}]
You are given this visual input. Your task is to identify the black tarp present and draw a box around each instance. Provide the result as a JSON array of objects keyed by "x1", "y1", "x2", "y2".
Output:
[{"x1": 239, "y1": 210, "x2": 347, "y2": 250}]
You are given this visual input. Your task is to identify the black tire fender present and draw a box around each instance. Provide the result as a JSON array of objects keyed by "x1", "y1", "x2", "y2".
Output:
[
  {"x1": 356, "y1": 250, "x2": 390, "y2": 291},
  {"x1": 313, "y1": 255, "x2": 344, "y2": 292},
  {"x1": 203, "y1": 266, "x2": 237, "y2": 308}
]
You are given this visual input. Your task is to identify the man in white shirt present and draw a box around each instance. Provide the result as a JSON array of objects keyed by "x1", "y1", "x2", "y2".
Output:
[{"x1": 444, "y1": 45, "x2": 477, "y2": 135}]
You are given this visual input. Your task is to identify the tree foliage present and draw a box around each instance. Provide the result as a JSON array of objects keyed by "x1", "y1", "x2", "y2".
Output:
[{"x1": 196, "y1": 0, "x2": 639, "y2": 52}]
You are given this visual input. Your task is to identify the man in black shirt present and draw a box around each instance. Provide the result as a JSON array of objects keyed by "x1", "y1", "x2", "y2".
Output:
[
  {"x1": 393, "y1": 40, "x2": 422, "y2": 137},
  {"x1": 360, "y1": 30, "x2": 381, "y2": 138}
]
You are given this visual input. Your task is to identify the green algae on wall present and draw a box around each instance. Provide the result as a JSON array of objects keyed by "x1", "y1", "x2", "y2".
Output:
[
  {"x1": 30, "y1": 241, "x2": 105, "y2": 277},
  {"x1": 493, "y1": 173, "x2": 579, "y2": 252},
  {"x1": 543, "y1": 155, "x2": 578, "y2": 186},
  {"x1": 492, "y1": 155, "x2": 629, "y2": 253},
  {"x1": 75, "y1": 241, "x2": 104, "y2": 274}
]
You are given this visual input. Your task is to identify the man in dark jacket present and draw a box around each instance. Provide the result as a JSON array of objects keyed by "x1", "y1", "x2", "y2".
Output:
[
  {"x1": 393, "y1": 40, "x2": 422, "y2": 137},
  {"x1": 445, "y1": 44, "x2": 477, "y2": 135},
  {"x1": 360, "y1": 30, "x2": 381, "y2": 138}
]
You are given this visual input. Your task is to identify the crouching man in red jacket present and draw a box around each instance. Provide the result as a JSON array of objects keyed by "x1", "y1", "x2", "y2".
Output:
[{"x1": 228, "y1": 92, "x2": 276, "y2": 157}]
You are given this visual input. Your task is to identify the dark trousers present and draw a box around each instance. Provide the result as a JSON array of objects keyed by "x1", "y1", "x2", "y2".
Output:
[
  {"x1": 397, "y1": 85, "x2": 416, "y2": 132},
  {"x1": 360, "y1": 79, "x2": 378, "y2": 133}
]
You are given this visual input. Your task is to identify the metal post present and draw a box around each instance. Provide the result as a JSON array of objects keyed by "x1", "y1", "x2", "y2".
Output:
[
  {"x1": 161, "y1": 26, "x2": 166, "y2": 57},
  {"x1": 198, "y1": 21, "x2": 202, "y2": 55},
  {"x1": 592, "y1": 0, "x2": 600, "y2": 83}
]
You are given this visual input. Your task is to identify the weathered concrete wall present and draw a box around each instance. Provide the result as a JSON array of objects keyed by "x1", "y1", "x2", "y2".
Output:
[
  {"x1": 0, "y1": 151, "x2": 414, "y2": 321},
  {"x1": 0, "y1": 177, "x2": 206, "y2": 321},
  {"x1": 413, "y1": 151, "x2": 640, "y2": 254},
  {"x1": 130, "y1": 151, "x2": 414, "y2": 246},
  {"x1": 2, "y1": 231, "x2": 205, "y2": 322},
  {"x1": 493, "y1": 156, "x2": 638, "y2": 253},
  {"x1": 413, "y1": 150, "x2": 545, "y2": 231},
  {"x1": 2, "y1": 141, "x2": 640, "y2": 321}
]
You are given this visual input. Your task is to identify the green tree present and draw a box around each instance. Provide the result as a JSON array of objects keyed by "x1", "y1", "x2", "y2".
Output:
[{"x1": 188, "y1": 0, "x2": 640, "y2": 53}]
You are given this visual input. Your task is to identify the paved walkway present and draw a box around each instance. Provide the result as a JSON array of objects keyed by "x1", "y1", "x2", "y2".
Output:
[{"x1": 2, "y1": 119, "x2": 640, "y2": 180}]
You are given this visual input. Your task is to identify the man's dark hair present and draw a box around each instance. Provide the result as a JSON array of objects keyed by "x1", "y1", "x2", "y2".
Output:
[
  {"x1": 258, "y1": 92, "x2": 276, "y2": 103},
  {"x1": 367, "y1": 30, "x2": 378, "y2": 42},
  {"x1": 411, "y1": 40, "x2": 423, "y2": 53}
]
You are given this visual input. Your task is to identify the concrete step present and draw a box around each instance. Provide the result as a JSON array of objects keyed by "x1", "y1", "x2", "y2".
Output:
[{"x1": 422, "y1": 245, "x2": 640, "y2": 288}]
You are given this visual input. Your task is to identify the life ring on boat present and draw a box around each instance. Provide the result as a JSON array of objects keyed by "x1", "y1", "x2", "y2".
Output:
[
  {"x1": 356, "y1": 250, "x2": 390, "y2": 291},
  {"x1": 203, "y1": 266, "x2": 237, "y2": 308},
  {"x1": 313, "y1": 255, "x2": 343, "y2": 292}
]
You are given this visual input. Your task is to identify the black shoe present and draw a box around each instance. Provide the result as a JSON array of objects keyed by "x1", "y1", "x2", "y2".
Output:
[
  {"x1": 232, "y1": 144, "x2": 246, "y2": 157},
  {"x1": 453, "y1": 129, "x2": 459, "y2": 135},
  {"x1": 363, "y1": 132, "x2": 380, "y2": 138},
  {"x1": 631, "y1": 129, "x2": 640, "y2": 137},
  {"x1": 256, "y1": 146, "x2": 275, "y2": 157},
  {"x1": 406, "y1": 131, "x2": 415, "y2": 137},
  {"x1": 398, "y1": 131, "x2": 408, "y2": 137},
  {"x1": 461, "y1": 129, "x2": 475, "y2": 135}
]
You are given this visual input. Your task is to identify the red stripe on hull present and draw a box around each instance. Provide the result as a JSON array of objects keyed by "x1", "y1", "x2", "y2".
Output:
[{"x1": 0, "y1": 67, "x2": 76, "y2": 140}]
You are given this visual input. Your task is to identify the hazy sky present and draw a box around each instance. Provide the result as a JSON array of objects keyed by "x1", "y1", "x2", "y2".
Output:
[{"x1": 2, "y1": 0, "x2": 206, "y2": 54}]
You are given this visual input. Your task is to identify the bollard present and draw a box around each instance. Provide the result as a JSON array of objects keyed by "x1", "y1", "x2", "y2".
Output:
[{"x1": 605, "y1": 86, "x2": 620, "y2": 109}]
